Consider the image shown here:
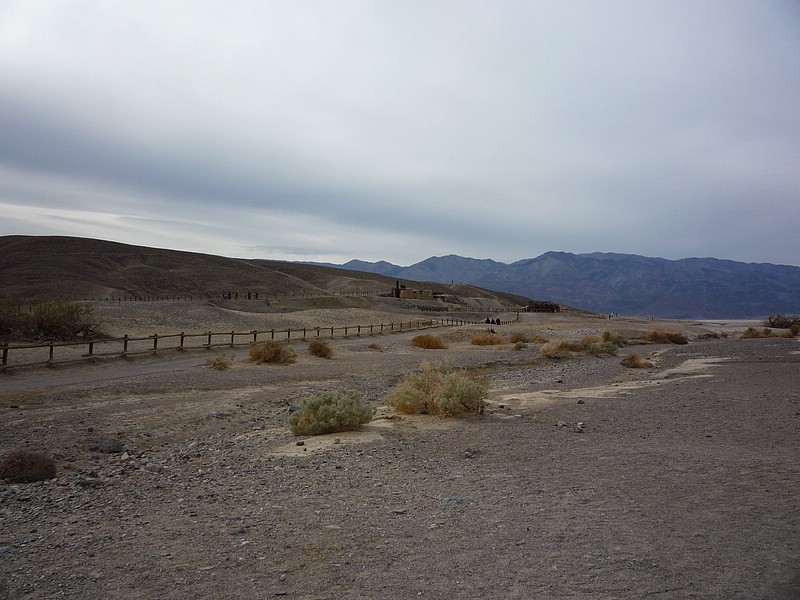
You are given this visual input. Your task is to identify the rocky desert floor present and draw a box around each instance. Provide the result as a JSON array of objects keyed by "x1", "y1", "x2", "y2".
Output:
[{"x1": 1, "y1": 303, "x2": 799, "y2": 599}]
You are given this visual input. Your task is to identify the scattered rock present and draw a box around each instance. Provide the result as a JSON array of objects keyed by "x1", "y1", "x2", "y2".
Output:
[
  {"x1": 557, "y1": 421, "x2": 568, "y2": 428},
  {"x1": 296, "y1": 440, "x2": 305, "y2": 447},
  {"x1": 574, "y1": 422, "x2": 585, "y2": 433},
  {"x1": 96, "y1": 439, "x2": 125, "y2": 454},
  {"x1": 143, "y1": 463, "x2": 164, "y2": 474},
  {"x1": 464, "y1": 448, "x2": 476, "y2": 459}
]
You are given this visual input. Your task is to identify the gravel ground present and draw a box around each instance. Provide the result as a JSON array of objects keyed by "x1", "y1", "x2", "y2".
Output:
[{"x1": 1, "y1": 306, "x2": 798, "y2": 599}]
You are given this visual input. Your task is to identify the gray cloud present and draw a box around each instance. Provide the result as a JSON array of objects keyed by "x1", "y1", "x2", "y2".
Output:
[{"x1": 1, "y1": 1, "x2": 799, "y2": 266}]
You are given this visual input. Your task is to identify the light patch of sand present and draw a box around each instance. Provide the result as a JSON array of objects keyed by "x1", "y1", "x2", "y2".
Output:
[{"x1": 494, "y1": 357, "x2": 729, "y2": 410}]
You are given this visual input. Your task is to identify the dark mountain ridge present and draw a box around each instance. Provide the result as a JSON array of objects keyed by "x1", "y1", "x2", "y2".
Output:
[
  {"x1": 325, "y1": 251, "x2": 800, "y2": 319},
  {"x1": 0, "y1": 236, "x2": 527, "y2": 310}
]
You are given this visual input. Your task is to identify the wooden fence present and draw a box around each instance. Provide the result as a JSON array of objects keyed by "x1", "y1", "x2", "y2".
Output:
[{"x1": 0, "y1": 316, "x2": 500, "y2": 371}]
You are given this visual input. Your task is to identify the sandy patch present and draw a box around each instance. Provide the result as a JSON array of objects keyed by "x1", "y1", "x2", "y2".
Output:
[{"x1": 494, "y1": 356, "x2": 728, "y2": 410}]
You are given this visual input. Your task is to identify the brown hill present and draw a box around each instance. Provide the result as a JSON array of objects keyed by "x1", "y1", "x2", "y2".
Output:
[{"x1": 0, "y1": 235, "x2": 529, "y2": 310}]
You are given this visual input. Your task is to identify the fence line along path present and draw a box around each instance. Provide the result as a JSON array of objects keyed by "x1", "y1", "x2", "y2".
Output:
[{"x1": 0, "y1": 316, "x2": 509, "y2": 372}]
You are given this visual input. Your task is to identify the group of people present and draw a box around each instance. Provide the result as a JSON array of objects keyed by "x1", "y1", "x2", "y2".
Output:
[{"x1": 485, "y1": 317, "x2": 502, "y2": 325}]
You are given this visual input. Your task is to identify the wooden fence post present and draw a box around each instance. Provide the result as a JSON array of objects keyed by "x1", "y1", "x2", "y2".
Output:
[
  {"x1": 48, "y1": 342, "x2": 54, "y2": 364},
  {"x1": 230, "y1": 331, "x2": 235, "y2": 347},
  {"x1": 207, "y1": 331, "x2": 212, "y2": 348},
  {"x1": 123, "y1": 335, "x2": 129, "y2": 354},
  {"x1": 180, "y1": 332, "x2": 185, "y2": 349},
  {"x1": 1, "y1": 343, "x2": 8, "y2": 367},
  {"x1": 152, "y1": 334, "x2": 159, "y2": 353}
]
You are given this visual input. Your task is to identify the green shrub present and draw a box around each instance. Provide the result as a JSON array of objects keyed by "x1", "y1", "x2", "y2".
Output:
[
  {"x1": 586, "y1": 341, "x2": 619, "y2": 356},
  {"x1": 249, "y1": 341, "x2": 297, "y2": 364},
  {"x1": 620, "y1": 352, "x2": 652, "y2": 369},
  {"x1": 411, "y1": 334, "x2": 448, "y2": 349},
  {"x1": 289, "y1": 389, "x2": 375, "y2": 436},
  {"x1": 471, "y1": 332, "x2": 506, "y2": 346},
  {"x1": 0, "y1": 449, "x2": 57, "y2": 483},
  {"x1": 308, "y1": 339, "x2": 334, "y2": 358},
  {"x1": 385, "y1": 361, "x2": 488, "y2": 417}
]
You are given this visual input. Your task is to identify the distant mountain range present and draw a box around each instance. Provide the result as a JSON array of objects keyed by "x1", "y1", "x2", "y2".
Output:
[{"x1": 318, "y1": 252, "x2": 800, "y2": 319}]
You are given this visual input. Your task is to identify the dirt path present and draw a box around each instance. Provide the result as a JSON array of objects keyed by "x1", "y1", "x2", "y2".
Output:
[{"x1": 1, "y1": 311, "x2": 798, "y2": 599}]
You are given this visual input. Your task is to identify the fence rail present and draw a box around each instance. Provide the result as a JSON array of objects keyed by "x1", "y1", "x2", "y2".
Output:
[{"x1": 0, "y1": 316, "x2": 511, "y2": 371}]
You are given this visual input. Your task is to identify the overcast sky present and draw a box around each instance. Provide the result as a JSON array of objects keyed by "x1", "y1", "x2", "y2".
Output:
[{"x1": 1, "y1": 1, "x2": 799, "y2": 267}]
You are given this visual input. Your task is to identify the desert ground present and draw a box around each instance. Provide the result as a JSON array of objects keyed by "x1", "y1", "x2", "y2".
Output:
[{"x1": 1, "y1": 302, "x2": 798, "y2": 599}]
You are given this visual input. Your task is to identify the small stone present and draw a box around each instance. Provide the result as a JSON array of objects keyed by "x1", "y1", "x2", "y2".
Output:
[
  {"x1": 334, "y1": 438, "x2": 341, "y2": 444},
  {"x1": 464, "y1": 448, "x2": 475, "y2": 459},
  {"x1": 574, "y1": 421, "x2": 585, "y2": 433},
  {"x1": 577, "y1": 399, "x2": 585, "y2": 404},
  {"x1": 296, "y1": 441, "x2": 305, "y2": 447},
  {"x1": 144, "y1": 463, "x2": 164, "y2": 474},
  {"x1": 557, "y1": 421, "x2": 568, "y2": 428},
  {"x1": 120, "y1": 452, "x2": 131, "y2": 461}
]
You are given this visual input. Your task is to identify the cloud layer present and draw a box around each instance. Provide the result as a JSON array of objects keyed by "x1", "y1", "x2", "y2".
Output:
[{"x1": 1, "y1": 1, "x2": 799, "y2": 265}]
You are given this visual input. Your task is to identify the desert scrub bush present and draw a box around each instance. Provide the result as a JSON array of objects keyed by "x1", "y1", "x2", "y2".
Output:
[
  {"x1": 249, "y1": 341, "x2": 296, "y2": 364},
  {"x1": 585, "y1": 341, "x2": 619, "y2": 356},
  {"x1": 1, "y1": 299, "x2": 99, "y2": 341},
  {"x1": 602, "y1": 331, "x2": 628, "y2": 346},
  {"x1": 385, "y1": 361, "x2": 488, "y2": 416},
  {"x1": 0, "y1": 449, "x2": 57, "y2": 483},
  {"x1": 620, "y1": 352, "x2": 653, "y2": 369},
  {"x1": 643, "y1": 330, "x2": 688, "y2": 345},
  {"x1": 206, "y1": 354, "x2": 233, "y2": 370},
  {"x1": 471, "y1": 332, "x2": 506, "y2": 346},
  {"x1": 289, "y1": 389, "x2": 374, "y2": 436},
  {"x1": 539, "y1": 340, "x2": 574, "y2": 359},
  {"x1": 513, "y1": 341, "x2": 528, "y2": 351},
  {"x1": 741, "y1": 327, "x2": 772, "y2": 339},
  {"x1": 764, "y1": 314, "x2": 800, "y2": 330},
  {"x1": 411, "y1": 334, "x2": 449, "y2": 349},
  {"x1": 540, "y1": 338, "x2": 619, "y2": 358},
  {"x1": 308, "y1": 339, "x2": 334, "y2": 358},
  {"x1": 368, "y1": 343, "x2": 382, "y2": 351}
]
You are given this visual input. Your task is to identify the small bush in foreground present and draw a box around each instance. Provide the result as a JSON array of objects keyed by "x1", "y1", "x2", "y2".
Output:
[
  {"x1": 0, "y1": 449, "x2": 57, "y2": 483},
  {"x1": 412, "y1": 334, "x2": 449, "y2": 349},
  {"x1": 308, "y1": 339, "x2": 334, "y2": 358},
  {"x1": 620, "y1": 352, "x2": 653, "y2": 369},
  {"x1": 289, "y1": 390, "x2": 374, "y2": 436},
  {"x1": 385, "y1": 361, "x2": 488, "y2": 416},
  {"x1": 206, "y1": 354, "x2": 234, "y2": 370},
  {"x1": 643, "y1": 330, "x2": 688, "y2": 345},
  {"x1": 471, "y1": 332, "x2": 506, "y2": 346},
  {"x1": 249, "y1": 341, "x2": 296, "y2": 364},
  {"x1": 741, "y1": 327, "x2": 772, "y2": 339}
]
